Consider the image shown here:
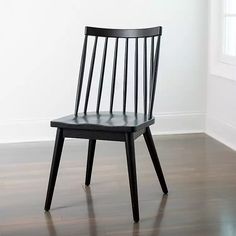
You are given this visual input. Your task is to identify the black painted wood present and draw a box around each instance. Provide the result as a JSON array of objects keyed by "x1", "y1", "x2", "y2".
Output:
[
  {"x1": 143, "y1": 127, "x2": 168, "y2": 194},
  {"x1": 85, "y1": 26, "x2": 162, "y2": 38},
  {"x1": 150, "y1": 36, "x2": 154, "y2": 100},
  {"x1": 51, "y1": 112, "x2": 154, "y2": 132},
  {"x1": 63, "y1": 128, "x2": 126, "y2": 142},
  {"x1": 74, "y1": 26, "x2": 162, "y2": 117},
  {"x1": 125, "y1": 133, "x2": 139, "y2": 222},
  {"x1": 96, "y1": 37, "x2": 108, "y2": 113},
  {"x1": 84, "y1": 36, "x2": 98, "y2": 114},
  {"x1": 85, "y1": 140, "x2": 96, "y2": 186},
  {"x1": 45, "y1": 26, "x2": 167, "y2": 222},
  {"x1": 143, "y1": 37, "x2": 148, "y2": 115},
  {"x1": 74, "y1": 35, "x2": 88, "y2": 116},
  {"x1": 149, "y1": 36, "x2": 161, "y2": 119},
  {"x1": 134, "y1": 38, "x2": 138, "y2": 115},
  {"x1": 45, "y1": 128, "x2": 64, "y2": 211},
  {"x1": 123, "y1": 38, "x2": 128, "y2": 114},
  {"x1": 110, "y1": 38, "x2": 119, "y2": 113}
]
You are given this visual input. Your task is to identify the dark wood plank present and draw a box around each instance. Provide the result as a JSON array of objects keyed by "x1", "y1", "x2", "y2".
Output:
[{"x1": 1, "y1": 134, "x2": 236, "y2": 236}]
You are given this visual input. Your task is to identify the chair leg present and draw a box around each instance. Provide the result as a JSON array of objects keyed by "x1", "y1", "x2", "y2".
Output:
[
  {"x1": 125, "y1": 133, "x2": 139, "y2": 223},
  {"x1": 44, "y1": 128, "x2": 64, "y2": 211},
  {"x1": 85, "y1": 139, "x2": 96, "y2": 186},
  {"x1": 143, "y1": 127, "x2": 168, "y2": 194}
]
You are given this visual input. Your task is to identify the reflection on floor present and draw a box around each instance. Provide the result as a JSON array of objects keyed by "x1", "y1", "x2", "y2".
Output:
[{"x1": 0, "y1": 133, "x2": 236, "y2": 236}]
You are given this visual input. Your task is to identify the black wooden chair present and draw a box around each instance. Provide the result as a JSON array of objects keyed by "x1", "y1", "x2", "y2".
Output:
[{"x1": 44, "y1": 26, "x2": 168, "y2": 222}]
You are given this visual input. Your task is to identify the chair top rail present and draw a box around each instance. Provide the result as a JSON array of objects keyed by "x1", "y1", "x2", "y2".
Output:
[{"x1": 85, "y1": 26, "x2": 162, "y2": 38}]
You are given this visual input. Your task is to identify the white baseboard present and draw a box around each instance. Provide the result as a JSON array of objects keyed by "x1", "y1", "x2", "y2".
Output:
[
  {"x1": 0, "y1": 112, "x2": 205, "y2": 144},
  {"x1": 0, "y1": 119, "x2": 56, "y2": 144},
  {"x1": 151, "y1": 112, "x2": 205, "y2": 135},
  {"x1": 206, "y1": 116, "x2": 236, "y2": 151}
]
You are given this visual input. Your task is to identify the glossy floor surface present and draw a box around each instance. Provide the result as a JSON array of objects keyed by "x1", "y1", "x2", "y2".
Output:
[{"x1": 0, "y1": 134, "x2": 236, "y2": 236}]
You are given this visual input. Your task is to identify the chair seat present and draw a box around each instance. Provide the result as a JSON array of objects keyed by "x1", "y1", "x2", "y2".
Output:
[{"x1": 51, "y1": 112, "x2": 154, "y2": 132}]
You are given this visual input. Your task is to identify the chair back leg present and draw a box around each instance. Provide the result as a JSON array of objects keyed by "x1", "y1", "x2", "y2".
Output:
[
  {"x1": 85, "y1": 139, "x2": 96, "y2": 186},
  {"x1": 143, "y1": 127, "x2": 168, "y2": 194},
  {"x1": 45, "y1": 128, "x2": 64, "y2": 211},
  {"x1": 125, "y1": 133, "x2": 139, "y2": 222}
]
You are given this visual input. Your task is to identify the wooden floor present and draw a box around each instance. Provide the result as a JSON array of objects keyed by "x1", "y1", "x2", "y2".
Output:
[{"x1": 1, "y1": 133, "x2": 236, "y2": 236}]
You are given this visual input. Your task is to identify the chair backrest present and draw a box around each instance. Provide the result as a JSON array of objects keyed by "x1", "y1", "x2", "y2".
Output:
[{"x1": 74, "y1": 26, "x2": 162, "y2": 119}]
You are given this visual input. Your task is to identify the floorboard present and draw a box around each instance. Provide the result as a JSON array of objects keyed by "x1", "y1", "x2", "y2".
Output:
[{"x1": 0, "y1": 134, "x2": 236, "y2": 235}]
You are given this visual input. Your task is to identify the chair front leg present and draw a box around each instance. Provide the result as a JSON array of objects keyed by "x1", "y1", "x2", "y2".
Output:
[
  {"x1": 125, "y1": 133, "x2": 139, "y2": 222},
  {"x1": 85, "y1": 139, "x2": 96, "y2": 186},
  {"x1": 45, "y1": 128, "x2": 64, "y2": 211},
  {"x1": 143, "y1": 127, "x2": 168, "y2": 194}
]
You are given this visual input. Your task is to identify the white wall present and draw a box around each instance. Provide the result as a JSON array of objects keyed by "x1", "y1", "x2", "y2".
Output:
[
  {"x1": 0, "y1": 0, "x2": 208, "y2": 143},
  {"x1": 206, "y1": 0, "x2": 236, "y2": 151},
  {"x1": 206, "y1": 76, "x2": 236, "y2": 150}
]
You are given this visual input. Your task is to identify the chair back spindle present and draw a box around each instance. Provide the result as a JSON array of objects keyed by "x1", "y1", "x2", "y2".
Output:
[
  {"x1": 143, "y1": 37, "x2": 148, "y2": 116},
  {"x1": 84, "y1": 36, "x2": 98, "y2": 114},
  {"x1": 96, "y1": 37, "x2": 108, "y2": 113},
  {"x1": 74, "y1": 26, "x2": 162, "y2": 119},
  {"x1": 74, "y1": 35, "x2": 88, "y2": 116},
  {"x1": 109, "y1": 38, "x2": 119, "y2": 113},
  {"x1": 134, "y1": 38, "x2": 138, "y2": 115},
  {"x1": 149, "y1": 36, "x2": 161, "y2": 119},
  {"x1": 123, "y1": 38, "x2": 129, "y2": 114}
]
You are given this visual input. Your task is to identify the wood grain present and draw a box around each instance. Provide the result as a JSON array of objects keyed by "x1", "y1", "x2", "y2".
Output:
[{"x1": 1, "y1": 134, "x2": 236, "y2": 235}]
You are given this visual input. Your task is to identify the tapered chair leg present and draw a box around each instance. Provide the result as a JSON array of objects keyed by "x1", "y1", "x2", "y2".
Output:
[
  {"x1": 44, "y1": 128, "x2": 64, "y2": 211},
  {"x1": 85, "y1": 139, "x2": 96, "y2": 186},
  {"x1": 125, "y1": 133, "x2": 139, "y2": 222},
  {"x1": 143, "y1": 127, "x2": 168, "y2": 194}
]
